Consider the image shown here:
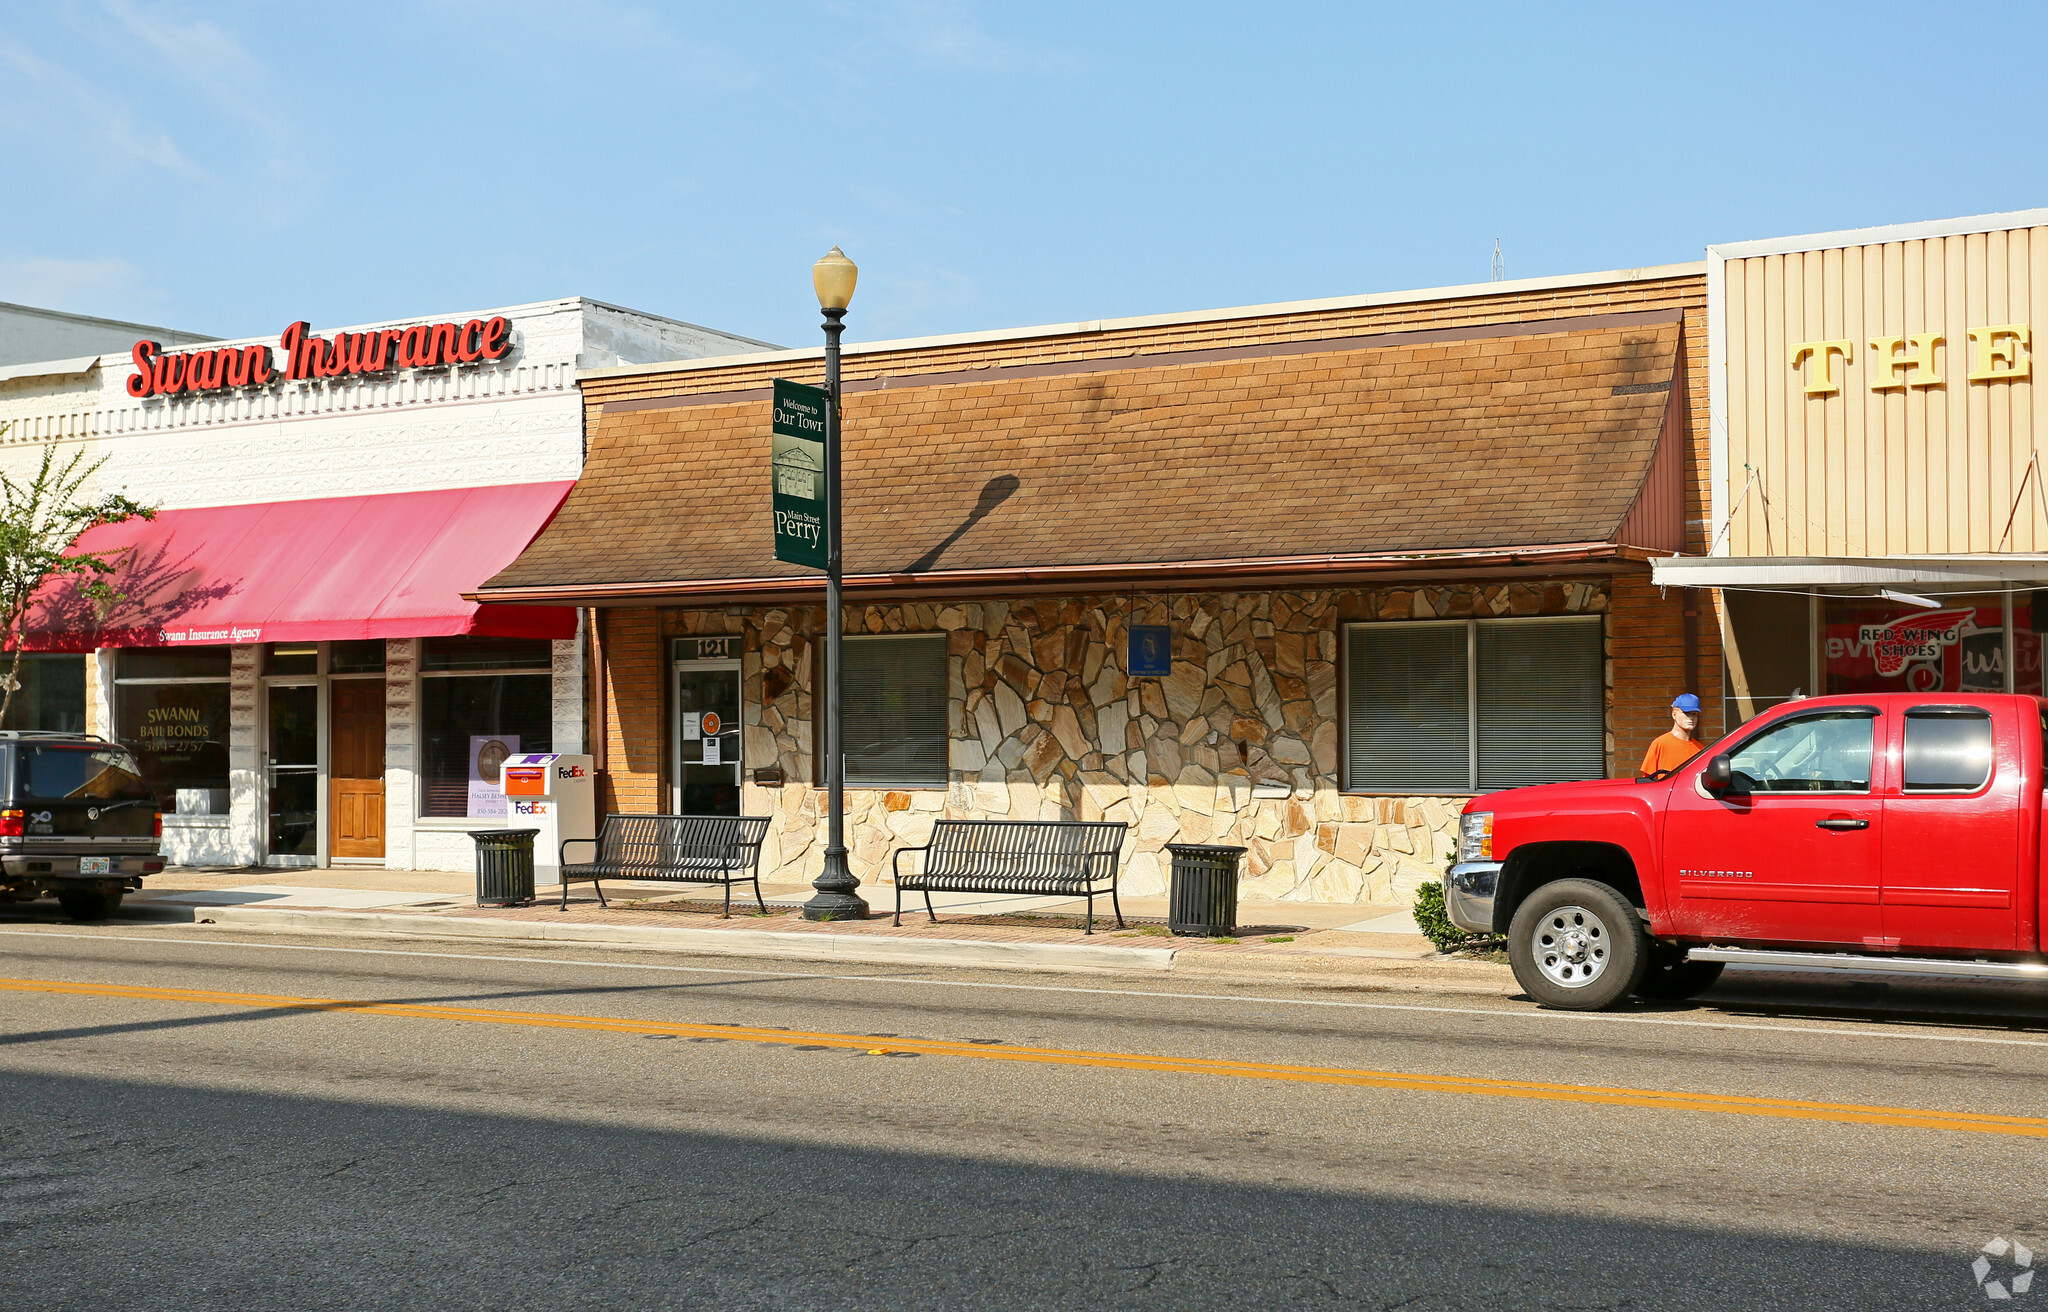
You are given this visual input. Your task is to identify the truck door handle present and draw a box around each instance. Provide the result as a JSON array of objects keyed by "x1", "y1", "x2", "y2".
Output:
[{"x1": 1816, "y1": 817, "x2": 1870, "y2": 831}]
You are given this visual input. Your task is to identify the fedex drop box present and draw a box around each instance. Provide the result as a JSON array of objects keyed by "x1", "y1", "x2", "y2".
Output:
[{"x1": 499, "y1": 753, "x2": 596, "y2": 886}]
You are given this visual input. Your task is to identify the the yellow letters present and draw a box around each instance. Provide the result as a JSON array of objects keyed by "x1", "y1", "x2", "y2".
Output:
[
  {"x1": 1790, "y1": 340, "x2": 1853, "y2": 395},
  {"x1": 1869, "y1": 334, "x2": 1943, "y2": 389},
  {"x1": 1967, "y1": 324, "x2": 2031, "y2": 381}
]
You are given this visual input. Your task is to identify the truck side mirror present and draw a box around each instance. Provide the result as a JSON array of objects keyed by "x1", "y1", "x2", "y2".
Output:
[{"x1": 1701, "y1": 753, "x2": 1733, "y2": 794}]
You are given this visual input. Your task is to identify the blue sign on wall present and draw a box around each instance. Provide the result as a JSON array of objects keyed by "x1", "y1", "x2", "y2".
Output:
[{"x1": 1127, "y1": 625, "x2": 1171, "y2": 677}]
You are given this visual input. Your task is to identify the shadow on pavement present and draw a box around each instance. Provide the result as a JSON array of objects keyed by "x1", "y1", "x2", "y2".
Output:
[
  {"x1": 0, "y1": 1068, "x2": 1989, "y2": 1312},
  {"x1": 1686, "y1": 967, "x2": 2048, "y2": 1033}
]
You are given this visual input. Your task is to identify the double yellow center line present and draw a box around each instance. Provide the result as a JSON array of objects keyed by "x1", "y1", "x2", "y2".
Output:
[{"x1": 7, "y1": 974, "x2": 2043, "y2": 1139}]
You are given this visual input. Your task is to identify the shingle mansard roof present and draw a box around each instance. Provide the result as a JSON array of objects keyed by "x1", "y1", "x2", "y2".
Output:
[{"x1": 479, "y1": 310, "x2": 1685, "y2": 603}]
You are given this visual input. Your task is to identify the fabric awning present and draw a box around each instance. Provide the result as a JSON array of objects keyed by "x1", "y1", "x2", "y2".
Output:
[
  {"x1": 25, "y1": 482, "x2": 577, "y2": 650},
  {"x1": 1651, "y1": 554, "x2": 2048, "y2": 589}
]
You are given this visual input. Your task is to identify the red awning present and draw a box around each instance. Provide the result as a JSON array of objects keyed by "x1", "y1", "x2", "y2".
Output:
[{"x1": 25, "y1": 482, "x2": 577, "y2": 650}]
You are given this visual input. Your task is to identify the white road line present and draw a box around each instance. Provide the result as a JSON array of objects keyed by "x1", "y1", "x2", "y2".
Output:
[{"x1": 5, "y1": 926, "x2": 2048, "y2": 1051}]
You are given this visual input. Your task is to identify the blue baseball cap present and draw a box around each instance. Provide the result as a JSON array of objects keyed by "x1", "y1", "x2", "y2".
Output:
[{"x1": 1672, "y1": 694, "x2": 1701, "y2": 713}]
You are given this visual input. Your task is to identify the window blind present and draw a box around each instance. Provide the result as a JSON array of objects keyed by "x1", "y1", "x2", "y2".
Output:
[
  {"x1": 1345, "y1": 621, "x2": 1470, "y2": 792},
  {"x1": 1476, "y1": 617, "x2": 1605, "y2": 791},
  {"x1": 842, "y1": 634, "x2": 948, "y2": 788}
]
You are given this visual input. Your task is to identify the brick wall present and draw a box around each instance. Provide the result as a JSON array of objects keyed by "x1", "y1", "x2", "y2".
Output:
[
  {"x1": 1608, "y1": 573, "x2": 1726, "y2": 774},
  {"x1": 585, "y1": 275, "x2": 1707, "y2": 407},
  {"x1": 594, "y1": 607, "x2": 667, "y2": 814}
]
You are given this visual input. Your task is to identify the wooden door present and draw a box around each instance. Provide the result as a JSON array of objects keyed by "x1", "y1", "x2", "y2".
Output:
[{"x1": 330, "y1": 679, "x2": 386, "y2": 858}]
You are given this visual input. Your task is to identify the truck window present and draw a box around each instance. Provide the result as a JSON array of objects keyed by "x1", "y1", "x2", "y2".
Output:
[
  {"x1": 17, "y1": 745, "x2": 157, "y2": 803},
  {"x1": 1725, "y1": 712, "x2": 1874, "y2": 793},
  {"x1": 1902, "y1": 708, "x2": 1993, "y2": 792}
]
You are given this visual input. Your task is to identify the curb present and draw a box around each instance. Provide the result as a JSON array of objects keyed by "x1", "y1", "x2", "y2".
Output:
[
  {"x1": 1172, "y1": 953, "x2": 1519, "y2": 996},
  {"x1": 194, "y1": 906, "x2": 1180, "y2": 973}
]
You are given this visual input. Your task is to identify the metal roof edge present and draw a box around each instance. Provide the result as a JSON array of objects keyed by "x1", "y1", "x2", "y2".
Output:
[
  {"x1": 0, "y1": 353, "x2": 104, "y2": 385},
  {"x1": 574, "y1": 261, "x2": 1709, "y2": 384},
  {"x1": 572, "y1": 297, "x2": 784, "y2": 350},
  {"x1": 1707, "y1": 207, "x2": 2048, "y2": 261},
  {"x1": 0, "y1": 300, "x2": 213, "y2": 342},
  {"x1": 470, "y1": 542, "x2": 1638, "y2": 605}
]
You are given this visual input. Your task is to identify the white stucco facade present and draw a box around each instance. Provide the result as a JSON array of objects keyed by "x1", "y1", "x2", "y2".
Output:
[{"x1": 7, "y1": 297, "x2": 773, "y2": 871}]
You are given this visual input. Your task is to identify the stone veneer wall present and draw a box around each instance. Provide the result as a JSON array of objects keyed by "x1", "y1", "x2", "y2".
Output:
[{"x1": 657, "y1": 580, "x2": 1612, "y2": 907}]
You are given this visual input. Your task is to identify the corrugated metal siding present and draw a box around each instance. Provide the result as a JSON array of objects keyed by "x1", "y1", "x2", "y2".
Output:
[{"x1": 1723, "y1": 226, "x2": 2046, "y2": 556}]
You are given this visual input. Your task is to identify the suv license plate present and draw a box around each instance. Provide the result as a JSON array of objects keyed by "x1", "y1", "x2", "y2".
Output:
[{"x1": 78, "y1": 857, "x2": 111, "y2": 875}]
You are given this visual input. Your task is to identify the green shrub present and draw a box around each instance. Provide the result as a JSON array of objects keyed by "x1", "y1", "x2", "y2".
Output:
[{"x1": 1413, "y1": 880, "x2": 1500, "y2": 955}]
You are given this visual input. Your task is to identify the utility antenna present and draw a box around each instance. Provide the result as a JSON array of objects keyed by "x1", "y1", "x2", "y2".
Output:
[{"x1": 1491, "y1": 239, "x2": 1504, "y2": 282}]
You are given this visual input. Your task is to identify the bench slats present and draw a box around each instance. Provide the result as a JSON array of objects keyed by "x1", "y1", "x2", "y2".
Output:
[
  {"x1": 893, "y1": 819, "x2": 1128, "y2": 931},
  {"x1": 560, "y1": 813, "x2": 771, "y2": 914}
]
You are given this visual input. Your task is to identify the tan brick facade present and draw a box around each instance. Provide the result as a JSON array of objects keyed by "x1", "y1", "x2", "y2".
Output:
[{"x1": 545, "y1": 268, "x2": 1717, "y2": 908}]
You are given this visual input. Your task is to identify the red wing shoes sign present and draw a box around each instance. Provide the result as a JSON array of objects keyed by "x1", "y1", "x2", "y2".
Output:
[
  {"x1": 126, "y1": 316, "x2": 516, "y2": 399},
  {"x1": 1860, "y1": 609, "x2": 1979, "y2": 678}
]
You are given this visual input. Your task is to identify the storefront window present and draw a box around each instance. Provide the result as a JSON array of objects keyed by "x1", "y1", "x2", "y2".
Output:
[
  {"x1": 841, "y1": 635, "x2": 947, "y2": 788},
  {"x1": 1822, "y1": 594, "x2": 2008, "y2": 696},
  {"x1": 264, "y1": 643, "x2": 318, "y2": 676},
  {"x1": 330, "y1": 639, "x2": 386, "y2": 674},
  {"x1": 1344, "y1": 617, "x2": 1605, "y2": 793},
  {"x1": 2015, "y1": 592, "x2": 2044, "y2": 697},
  {"x1": 420, "y1": 637, "x2": 553, "y2": 818},
  {"x1": 114, "y1": 647, "x2": 232, "y2": 815},
  {"x1": 119, "y1": 647, "x2": 230, "y2": 679},
  {"x1": 0, "y1": 655, "x2": 86, "y2": 732}
]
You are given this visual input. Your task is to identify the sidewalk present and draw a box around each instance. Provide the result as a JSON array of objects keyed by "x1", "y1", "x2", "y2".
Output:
[{"x1": 112, "y1": 864, "x2": 1515, "y2": 994}]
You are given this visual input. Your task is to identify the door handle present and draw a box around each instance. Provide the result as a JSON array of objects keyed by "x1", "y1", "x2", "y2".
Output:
[{"x1": 1816, "y1": 817, "x2": 1870, "y2": 831}]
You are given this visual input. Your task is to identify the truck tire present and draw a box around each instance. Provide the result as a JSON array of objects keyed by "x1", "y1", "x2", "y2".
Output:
[
  {"x1": 56, "y1": 888, "x2": 123, "y2": 921},
  {"x1": 1506, "y1": 878, "x2": 1650, "y2": 1011},
  {"x1": 1634, "y1": 956, "x2": 1725, "y2": 1001}
]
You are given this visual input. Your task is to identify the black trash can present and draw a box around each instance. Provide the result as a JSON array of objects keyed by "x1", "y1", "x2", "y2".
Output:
[
  {"x1": 471, "y1": 828, "x2": 539, "y2": 907},
  {"x1": 1166, "y1": 843, "x2": 1246, "y2": 936}
]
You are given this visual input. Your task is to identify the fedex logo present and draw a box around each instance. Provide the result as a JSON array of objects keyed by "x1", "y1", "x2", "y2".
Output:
[
  {"x1": 557, "y1": 766, "x2": 585, "y2": 779},
  {"x1": 514, "y1": 801, "x2": 550, "y2": 816}
]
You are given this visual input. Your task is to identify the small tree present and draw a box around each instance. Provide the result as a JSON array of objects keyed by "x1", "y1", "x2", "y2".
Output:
[{"x1": 0, "y1": 436, "x2": 156, "y2": 726}]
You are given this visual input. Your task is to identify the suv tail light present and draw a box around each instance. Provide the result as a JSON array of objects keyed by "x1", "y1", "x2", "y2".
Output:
[
  {"x1": 0, "y1": 810, "x2": 22, "y2": 838},
  {"x1": 152, "y1": 812, "x2": 163, "y2": 838}
]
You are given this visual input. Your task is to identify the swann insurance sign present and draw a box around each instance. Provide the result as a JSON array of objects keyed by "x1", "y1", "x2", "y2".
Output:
[{"x1": 771, "y1": 379, "x2": 830, "y2": 570}]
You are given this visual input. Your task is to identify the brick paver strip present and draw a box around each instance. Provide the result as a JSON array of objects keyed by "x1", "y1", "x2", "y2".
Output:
[{"x1": 347, "y1": 896, "x2": 1357, "y2": 955}]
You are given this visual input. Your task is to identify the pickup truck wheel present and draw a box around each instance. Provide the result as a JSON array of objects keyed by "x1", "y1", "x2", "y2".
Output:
[
  {"x1": 1507, "y1": 878, "x2": 1649, "y2": 1011},
  {"x1": 56, "y1": 888, "x2": 124, "y2": 921},
  {"x1": 1634, "y1": 957, "x2": 1725, "y2": 1001}
]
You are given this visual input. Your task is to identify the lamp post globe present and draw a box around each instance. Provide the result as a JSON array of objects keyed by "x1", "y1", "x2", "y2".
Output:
[
  {"x1": 813, "y1": 246, "x2": 858, "y2": 310},
  {"x1": 801, "y1": 246, "x2": 870, "y2": 922}
]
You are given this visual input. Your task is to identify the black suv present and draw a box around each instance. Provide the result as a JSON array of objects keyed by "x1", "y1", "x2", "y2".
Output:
[{"x1": 0, "y1": 733, "x2": 164, "y2": 920}]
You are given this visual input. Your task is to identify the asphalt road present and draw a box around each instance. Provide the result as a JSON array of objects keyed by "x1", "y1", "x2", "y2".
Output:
[{"x1": 3, "y1": 923, "x2": 2046, "y2": 1311}]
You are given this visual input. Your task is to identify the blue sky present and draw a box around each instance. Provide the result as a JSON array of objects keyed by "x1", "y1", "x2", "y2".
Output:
[{"x1": 2, "y1": 1, "x2": 2044, "y2": 349}]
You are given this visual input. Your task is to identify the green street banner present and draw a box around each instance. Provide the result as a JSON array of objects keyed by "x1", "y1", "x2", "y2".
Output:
[{"x1": 771, "y1": 379, "x2": 830, "y2": 570}]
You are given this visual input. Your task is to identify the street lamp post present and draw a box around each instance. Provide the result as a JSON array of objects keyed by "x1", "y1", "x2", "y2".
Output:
[{"x1": 802, "y1": 246, "x2": 870, "y2": 922}]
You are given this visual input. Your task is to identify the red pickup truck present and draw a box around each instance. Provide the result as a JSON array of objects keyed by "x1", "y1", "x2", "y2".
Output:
[{"x1": 1445, "y1": 692, "x2": 2048, "y2": 1010}]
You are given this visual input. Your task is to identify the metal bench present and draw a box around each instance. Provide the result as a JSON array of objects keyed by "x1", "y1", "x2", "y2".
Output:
[
  {"x1": 890, "y1": 819, "x2": 1129, "y2": 933},
  {"x1": 559, "y1": 813, "x2": 772, "y2": 915}
]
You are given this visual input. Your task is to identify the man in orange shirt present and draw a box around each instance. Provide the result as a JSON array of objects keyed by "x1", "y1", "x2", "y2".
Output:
[{"x1": 1640, "y1": 693, "x2": 1704, "y2": 777}]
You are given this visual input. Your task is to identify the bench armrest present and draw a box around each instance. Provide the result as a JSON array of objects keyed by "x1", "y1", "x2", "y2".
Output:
[
  {"x1": 560, "y1": 836, "x2": 600, "y2": 867},
  {"x1": 892, "y1": 843, "x2": 933, "y2": 879}
]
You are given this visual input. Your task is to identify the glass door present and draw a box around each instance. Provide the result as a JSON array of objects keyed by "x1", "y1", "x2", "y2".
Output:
[
  {"x1": 267, "y1": 683, "x2": 319, "y2": 858},
  {"x1": 673, "y1": 663, "x2": 741, "y2": 816}
]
